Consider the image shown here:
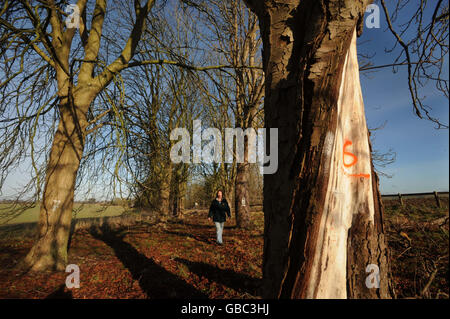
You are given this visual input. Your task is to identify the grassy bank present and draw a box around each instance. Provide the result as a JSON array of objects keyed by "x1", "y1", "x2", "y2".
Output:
[{"x1": 0, "y1": 203, "x2": 129, "y2": 225}]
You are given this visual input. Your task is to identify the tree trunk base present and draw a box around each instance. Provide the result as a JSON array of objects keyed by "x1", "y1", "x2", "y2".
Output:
[{"x1": 19, "y1": 238, "x2": 68, "y2": 272}]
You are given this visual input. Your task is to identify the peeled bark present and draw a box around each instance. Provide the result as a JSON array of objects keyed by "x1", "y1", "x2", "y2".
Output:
[
  {"x1": 302, "y1": 31, "x2": 392, "y2": 298},
  {"x1": 244, "y1": 0, "x2": 393, "y2": 298}
]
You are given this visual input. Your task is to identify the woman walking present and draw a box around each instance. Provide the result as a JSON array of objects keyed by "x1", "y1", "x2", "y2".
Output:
[{"x1": 208, "y1": 190, "x2": 231, "y2": 245}]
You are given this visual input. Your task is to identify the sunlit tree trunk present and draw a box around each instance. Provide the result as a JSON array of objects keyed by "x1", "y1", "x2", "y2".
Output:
[
  {"x1": 159, "y1": 162, "x2": 172, "y2": 216},
  {"x1": 232, "y1": 4, "x2": 263, "y2": 229},
  {"x1": 23, "y1": 75, "x2": 95, "y2": 271},
  {"x1": 244, "y1": 0, "x2": 394, "y2": 298},
  {"x1": 21, "y1": 0, "x2": 155, "y2": 271},
  {"x1": 235, "y1": 138, "x2": 251, "y2": 228}
]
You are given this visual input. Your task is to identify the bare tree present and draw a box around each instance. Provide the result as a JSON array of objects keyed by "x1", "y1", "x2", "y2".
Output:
[
  {"x1": 0, "y1": 0, "x2": 156, "y2": 271},
  {"x1": 379, "y1": 0, "x2": 448, "y2": 128},
  {"x1": 182, "y1": 0, "x2": 264, "y2": 228}
]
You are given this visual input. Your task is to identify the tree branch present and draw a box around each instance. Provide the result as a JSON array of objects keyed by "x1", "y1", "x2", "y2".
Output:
[{"x1": 94, "y1": 0, "x2": 156, "y2": 91}]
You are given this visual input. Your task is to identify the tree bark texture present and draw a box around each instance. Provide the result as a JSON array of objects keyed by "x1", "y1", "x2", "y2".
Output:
[{"x1": 244, "y1": 0, "x2": 393, "y2": 298}]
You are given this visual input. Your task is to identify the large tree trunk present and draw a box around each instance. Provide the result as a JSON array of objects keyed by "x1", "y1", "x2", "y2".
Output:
[
  {"x1": 22, "y1": 97, "x2": 89, "y2": 272},
  {"x1": 22, "y1": 42, "x2": 94, "y2": 271},
  {"x1": 20, "y1": 0, "x2": 153, "y2": 272},
  {"x1": 245, "y1": 0, "x2": 394, "y2": 298}
]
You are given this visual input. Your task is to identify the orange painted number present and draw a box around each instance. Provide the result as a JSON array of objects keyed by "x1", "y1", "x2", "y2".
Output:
[{"x1": 343, "y1": 140, "x2": 370, "y2": 179}]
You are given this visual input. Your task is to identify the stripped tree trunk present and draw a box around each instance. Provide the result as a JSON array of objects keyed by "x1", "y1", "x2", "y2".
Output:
[
  {"x1": 305, "y1": 31, "x2": 392, "y2": 298},
  {"x1": 244, "y1": 0, "x2": 394, "y2": 298}
]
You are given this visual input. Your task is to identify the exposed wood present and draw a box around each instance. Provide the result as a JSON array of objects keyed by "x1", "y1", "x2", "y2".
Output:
[
  {"x1": 244, "y1": 0, "x2": 392, "y2": 299},
  {"x1": 306, "y1": 30, "x2": 377, "y2": 298}
]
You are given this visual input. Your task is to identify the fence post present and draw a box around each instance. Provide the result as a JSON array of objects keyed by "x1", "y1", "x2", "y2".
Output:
[
  {"x1": 434, "y1": 191, "x2": 441, "y2": 208},
  {"x1": 398, "y1": 193, "x2": 403, "y2": 206}
]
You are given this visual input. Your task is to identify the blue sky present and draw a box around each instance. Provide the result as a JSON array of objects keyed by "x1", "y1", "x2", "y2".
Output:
[{"x1": 358, "y1": 2, "x2": 449, "y2": 193}]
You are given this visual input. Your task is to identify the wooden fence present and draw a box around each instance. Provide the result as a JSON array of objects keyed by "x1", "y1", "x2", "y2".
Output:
[
  {"x1": 246, "y1": 191, "x2": 449, "y2": 209},
  {"x1": 381, "y1": 191, "x2": 448, "y2": 207}
]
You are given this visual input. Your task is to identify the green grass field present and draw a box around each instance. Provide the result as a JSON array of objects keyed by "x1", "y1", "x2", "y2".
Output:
[{"x1": 0, "y1": 203, "x2": 128, "y2": 225}]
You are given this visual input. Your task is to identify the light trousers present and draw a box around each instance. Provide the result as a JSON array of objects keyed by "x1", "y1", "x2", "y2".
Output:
[{"x1": 214, "y1": 222, "x2": 224, "y2": 243}]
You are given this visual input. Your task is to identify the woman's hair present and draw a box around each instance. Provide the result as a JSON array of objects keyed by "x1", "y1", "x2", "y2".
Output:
[{"x1": 216, "y1": 189, "x2": 224, "y2": 198}]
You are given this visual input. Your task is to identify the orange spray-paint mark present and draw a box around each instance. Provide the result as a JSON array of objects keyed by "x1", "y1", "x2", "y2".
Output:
[{"x1": 343, "y1": 139, "x2": 370, "y2": 179}]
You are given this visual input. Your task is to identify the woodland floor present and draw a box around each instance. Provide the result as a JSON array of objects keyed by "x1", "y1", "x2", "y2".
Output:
[{"x1": 0, "y1": 198, "x2": 448, "y2": 299}]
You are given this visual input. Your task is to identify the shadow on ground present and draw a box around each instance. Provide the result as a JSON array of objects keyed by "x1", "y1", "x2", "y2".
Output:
[
  {"x1": 162, "y1": 229, "x2": 215, "y2": 245},
  {"x1": 45, "y1": 284, "x2": 73, "y2": 299},
  {"x1": 167, "y1": 219, "x2": 237, "y2": 230},
  {"x1": 175, "y1": 257, "x2": 261, "y2": 296},
  {"x1": 90, "y1": 224, "x2": 207, "y2": 299}
]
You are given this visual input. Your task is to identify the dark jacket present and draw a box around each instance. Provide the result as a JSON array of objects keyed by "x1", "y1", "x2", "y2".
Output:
[{"x1": 208, "y1": 198, "x2": 231, "y2": 223}]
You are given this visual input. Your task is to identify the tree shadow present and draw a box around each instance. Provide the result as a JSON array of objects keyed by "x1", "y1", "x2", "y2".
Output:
[
  {"x1": 89, "y1": 224, "x2": 207, "y2": 299},
  {"x1": 67, "y1": 219, "x2": 77, "y2": 251},
  {"x1": 45, "y1": 284, "x2": 73, "y2": 299},
  {"x1": 167, "y1": 219, "x2": 237, "y2": 230},
  {"x1": 163, "y1": 229, "x2": 215, "y2": 245},
  {"x1": 167, "y1": 219, "x2": 212, "y2": 230},
  {"x1": 175, "y1": 258, "x2": 261, "y2": 296}
]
